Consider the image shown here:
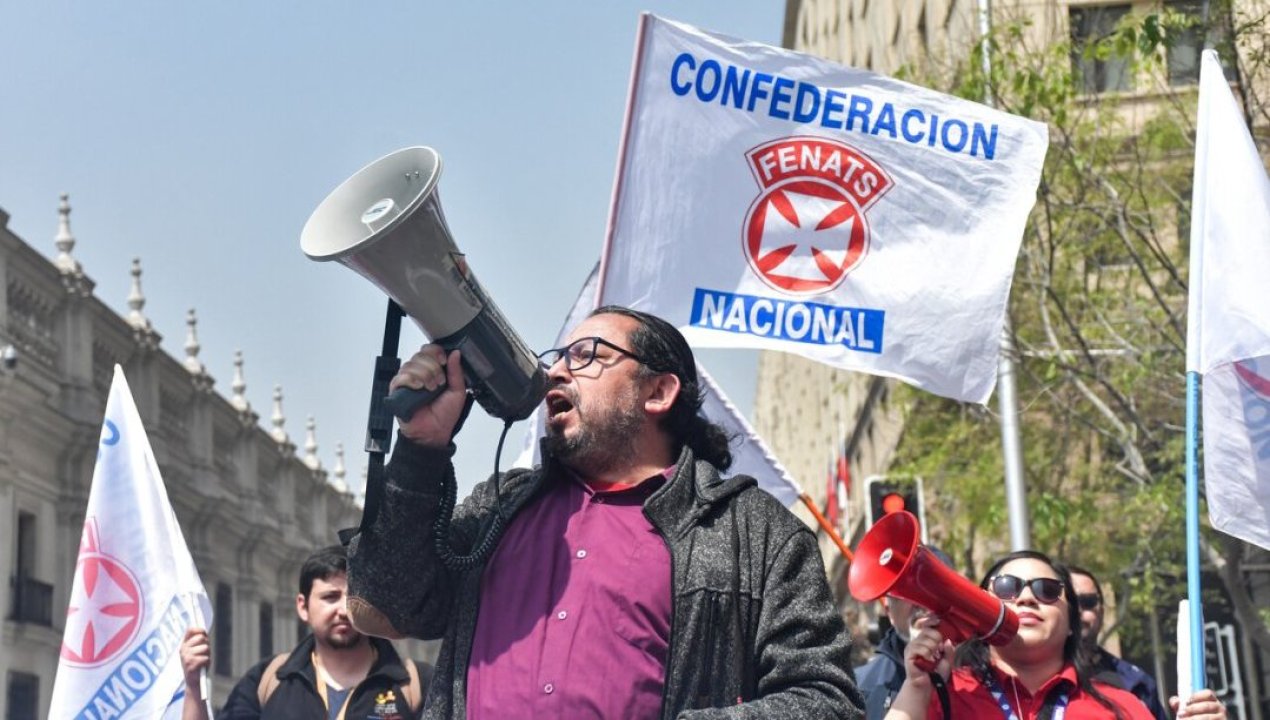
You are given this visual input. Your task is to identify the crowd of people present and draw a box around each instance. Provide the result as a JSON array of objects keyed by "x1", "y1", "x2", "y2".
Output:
[{"x1": 180, "y1": 306, "x2": 1234, "y2": 719}]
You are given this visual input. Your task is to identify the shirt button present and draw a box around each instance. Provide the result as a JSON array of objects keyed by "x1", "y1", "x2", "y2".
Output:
[
  {"x1": 557, "y1": 610, "x2": 568, "y2": 620},
  {"x1": 544, "y1": 683, "x2": 554, "y2": 694},
  {"x1": 576, "y1": 549, "x2": 587, "y2": 559}
]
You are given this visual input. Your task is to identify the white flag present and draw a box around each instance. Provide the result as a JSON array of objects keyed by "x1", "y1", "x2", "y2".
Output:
[
  {"x1": 517, "y1": 263, "x2": 803, "y2": 506},
  {"x1": 598, "y1": 14, "x2": 1049, "y2": 404},
  {"x1": 1176, "y1": 599, "x2": 1193, "y2": 704},
  {"x1": 1185, "y1": 50, "x2": 1270, "y2": 551},
  {"x1": 49, "y1": 366, "x2": 213, "y2": 719}
]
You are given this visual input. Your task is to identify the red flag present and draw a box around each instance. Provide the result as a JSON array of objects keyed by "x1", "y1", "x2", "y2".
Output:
[
  {"x1": 825, "y1": 460, "x2": 840, "y2": 527},
  {"x1": 834, "y1": 446, "x2": 850, "y2": 533}
]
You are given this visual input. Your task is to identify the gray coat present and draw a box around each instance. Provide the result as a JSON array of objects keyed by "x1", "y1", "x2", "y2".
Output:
[{"x1": 347, "y1": 437, "x2": 864, "y2": 719}]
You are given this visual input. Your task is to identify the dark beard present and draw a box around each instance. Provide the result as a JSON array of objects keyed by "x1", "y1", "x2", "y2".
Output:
[
  {"x1": 321, "y1": 629, "x2": 366, "y2": 651},
  {"x1": 545, "y1": 397, "x2": 643, "y2": 475}
]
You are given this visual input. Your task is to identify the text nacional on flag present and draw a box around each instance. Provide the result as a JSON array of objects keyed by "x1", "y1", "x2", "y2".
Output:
[{"x1": 598, "y1": 14, "x2": 1049, "y2": 404}]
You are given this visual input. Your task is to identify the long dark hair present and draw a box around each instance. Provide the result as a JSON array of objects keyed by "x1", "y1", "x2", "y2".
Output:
[
  {"x1": 954, "y1": 550, "x2": 1126, "y2": 720},
  {"x1": 590, "y1": 306, "x2": 733, "y2": 470}
]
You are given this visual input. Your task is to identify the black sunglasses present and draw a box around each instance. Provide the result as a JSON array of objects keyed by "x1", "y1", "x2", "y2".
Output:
[
  {"x1": 989, "y1": 574, "x2": 1065, "y2": 604},
  {"x1": 1076, "y1": 593, "x2": 1101, "y2": 611},
  {"x1": 537, "y1": 336, "x2": 646, "y2": 372}
]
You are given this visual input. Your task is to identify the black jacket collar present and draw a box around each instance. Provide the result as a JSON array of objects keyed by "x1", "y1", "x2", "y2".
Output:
[{"x1": 277, "y1": 633, "x2": 408, "y2": 685}]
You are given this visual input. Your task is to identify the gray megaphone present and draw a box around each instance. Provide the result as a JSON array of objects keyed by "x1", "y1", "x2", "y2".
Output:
[{"x1": 300, "y1": 146, "x2": 547, "y2": 422}]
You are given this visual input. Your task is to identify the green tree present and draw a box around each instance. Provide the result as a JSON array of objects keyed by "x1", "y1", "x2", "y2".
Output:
[{"x1": 887, "y1": 0, "x2": 1270, "y2": 671}]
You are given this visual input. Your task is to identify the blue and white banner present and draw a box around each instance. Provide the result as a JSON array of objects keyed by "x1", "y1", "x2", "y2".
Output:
[
  {"x1": 49, "y1": 366, "x2": 212, "y2": 719},
  {"x1": 598, "y1": 14, "x2": 1049, "y2": 403},
  {"x1": 1185, "y1": 51, "x2": 1270, "y2": 552},
  {"x1": 516, "y1": 263, "x2": 803, "y2": 506}
]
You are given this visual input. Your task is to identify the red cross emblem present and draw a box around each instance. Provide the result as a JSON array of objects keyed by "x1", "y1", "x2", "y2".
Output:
[
  {"x1": 60, "y1": 520, "x2": 144, "y2": 667},
  {"x1": 742, "y1": 137, "x2": 893, "y2": 295},
  {"x1": 1236, "y1": 358, "x2": 1270, "y2": 400}
]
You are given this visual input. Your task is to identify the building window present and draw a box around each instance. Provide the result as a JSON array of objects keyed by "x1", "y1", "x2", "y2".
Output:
[
  {"x1": 916, "y1": 6, "x2": 929, "y2": 52},
  {"x1": 214, "y1": 583, "x2": 233, "y2": 677},
  {"x1": 9, "y1": 512, "x2": 52, "y2": 627},
  {"x1": 1070, "y1": 4, "x2": 1133, "y2": 94},
  {"x1": 1165, "y1": 0, "x2": 1236, "y2": 85},
  {"x1": 6, "y1": 672, "x2": 39, "y2": 720},
  {"x1": 259, "y1": 602, "x2": 274, "y2": 659},
  {"x1": 15, "y1": 512, "x2": 35, "y2": 576}
]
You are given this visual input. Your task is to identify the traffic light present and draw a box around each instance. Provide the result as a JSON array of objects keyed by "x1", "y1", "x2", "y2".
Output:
[{"x1": 864, "y1": 476, "x2": 926, "y2": 542}]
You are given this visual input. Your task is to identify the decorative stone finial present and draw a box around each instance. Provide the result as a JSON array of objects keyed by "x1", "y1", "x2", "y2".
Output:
[
  {"x1": 184, "y1": 309, "x2": 204, "y2": 374},
  {"x1": 230, "y1": 350, "x2": 251, "y2": 413},
  {"x1": 303, "y1": 416, "x2": 321, "y2": 471},
  {"x1": 331, "y1": 443, "x2": 349, "y2": 493},
  {"x1": 356, "y1": 465, "x2": 368, "y2": 508},
  {"x1": 126, "y1": 258, "x2": 152, "y2": 331},
  {"x1": 54, "y1": 193, "x2": 82, "y2": 275},
  {"x1": 270, "y1": 385, "x2": 290, "y2": 445}
]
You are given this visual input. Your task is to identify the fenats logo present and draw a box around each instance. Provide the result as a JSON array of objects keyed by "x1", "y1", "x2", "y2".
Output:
[
  {"x1": 742, "y1": 137, "x2": 894, "y2": 295},
  {"x1": 1233, "y1": 357, "x2": 1270, "y2": 462},
  {"x1": 1235, "y1": 357, "x2": 1270, "y2": 401},
  {"x1": 61, "y1": 519, "x2": 144, "y2": 667}
]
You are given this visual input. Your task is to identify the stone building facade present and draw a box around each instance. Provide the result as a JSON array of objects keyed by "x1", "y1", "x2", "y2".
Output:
[{"x1": 0, "y1": 197, "x2": 431, "y2": 717}]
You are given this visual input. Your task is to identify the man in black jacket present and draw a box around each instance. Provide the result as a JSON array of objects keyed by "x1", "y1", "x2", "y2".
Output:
[
  {"x1": 1068, "y1": 565, "x2": 1168, "y2": 720},
  {"x1": 347, "y1": 306, "x2": 863, "y2": 719},
  {"x1": 179, "y1": 545, "x2": 429, "y2": 719}
]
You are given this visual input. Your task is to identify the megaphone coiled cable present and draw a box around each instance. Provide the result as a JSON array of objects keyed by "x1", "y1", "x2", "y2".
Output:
[{"x1": 433, "y1": 419, "x2": 514, "y2": 572}]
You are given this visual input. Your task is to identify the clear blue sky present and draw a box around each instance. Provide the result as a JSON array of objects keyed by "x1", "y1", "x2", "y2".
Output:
[{"x1": 0, "y1": 2, "x2": 784, "y2": 497}]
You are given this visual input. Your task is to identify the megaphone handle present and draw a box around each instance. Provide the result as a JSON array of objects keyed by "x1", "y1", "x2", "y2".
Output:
[
  {"x1": 385, "y1": 383, "x2": 447, "y2": 422},
  {"x1": 914, "y1": 621, "x2": 962, "y2": 672}
]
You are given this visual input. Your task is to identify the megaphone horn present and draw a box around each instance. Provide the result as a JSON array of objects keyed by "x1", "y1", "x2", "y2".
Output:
[
  {"x1": 848, "y1": 511, "x2": 1018, "y2": 659},
  {"x1": 301, "y1": 147, "x2": 546, "y2": 422}
]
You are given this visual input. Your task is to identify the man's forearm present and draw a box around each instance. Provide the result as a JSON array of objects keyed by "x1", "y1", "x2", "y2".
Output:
[
  {"x1": 182, "y1": 688, "x2": 211, "y2": 720},
  {"x1": 348, "y1": 436, "x2": 459, "y2": 639}
]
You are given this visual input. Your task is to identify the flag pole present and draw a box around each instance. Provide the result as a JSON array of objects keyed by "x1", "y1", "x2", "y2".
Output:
[
  {"x1": 976, "y1": 0, "x2": 1032, "y2": 551},
  {"x1": 1182, "y1": 49, "x2": 1214, "y2": 695},
  {"x1": 1184, "y1": 373, "x2": 1206, "y2": 692},
  {"x1": 184, "y1": 591, "x2": 213, "y2": 710},
  {"x1": 801, "y1": 493, "x2": 855, "y2": 562}
]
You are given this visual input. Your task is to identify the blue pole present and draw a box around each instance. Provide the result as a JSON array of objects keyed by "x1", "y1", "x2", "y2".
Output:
[{"x1": 1185, "y1": 370, "x2": 1207, "y2": 691}]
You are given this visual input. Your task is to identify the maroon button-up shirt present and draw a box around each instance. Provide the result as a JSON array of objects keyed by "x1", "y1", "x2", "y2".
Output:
[{"x1": 465, "y1": 471, "x2": 673, "y2": 719}]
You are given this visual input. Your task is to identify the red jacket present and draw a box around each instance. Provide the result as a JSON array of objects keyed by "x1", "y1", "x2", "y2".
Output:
[{"x1": 929, "y1": 663, "x2": 1154, "y2": 719}]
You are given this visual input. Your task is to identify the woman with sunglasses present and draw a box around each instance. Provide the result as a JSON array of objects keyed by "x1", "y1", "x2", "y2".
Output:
[{"x1": 884, "y1": 550, "x2": 1228, "y2": 719}]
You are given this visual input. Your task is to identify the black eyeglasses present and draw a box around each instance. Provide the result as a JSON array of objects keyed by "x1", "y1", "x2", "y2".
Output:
[
  {"x1": 537, "y1": 336, "x2": 646, "y2": 372},
  {"x1": 989, "y1": 574, "x2": 1065, "y2": 604},
  {"x1": 1076, "y1": 593, "x2": 1101, "y2": 611}
]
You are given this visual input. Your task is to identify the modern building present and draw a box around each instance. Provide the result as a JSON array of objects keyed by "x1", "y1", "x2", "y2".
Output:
[{"x1": 0, "y1": 196, "x2": 432, "y2": 717}]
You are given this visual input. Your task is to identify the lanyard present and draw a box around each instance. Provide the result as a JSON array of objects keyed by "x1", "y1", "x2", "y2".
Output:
[
  {"x1": 984, "y1": 672, "x2": 1070, "y2": 720},
  {"x1": 312, "y1": 651, "x2": 365, "y2": 720}
]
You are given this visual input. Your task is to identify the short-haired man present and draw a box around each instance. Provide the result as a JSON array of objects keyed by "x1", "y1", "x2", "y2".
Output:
[
  {"x1": 1068, "y1": 565, "x2": 1167, "y2": 720},
  {"x1": 853, "y1": 546, "x2": 954, "y2": 719},
  {"x1": 179, "y1": 545, "x2": 430, "y2": 719},
  {"x1": 347, "y1": 307, "x2": 863, "y2": 718}
]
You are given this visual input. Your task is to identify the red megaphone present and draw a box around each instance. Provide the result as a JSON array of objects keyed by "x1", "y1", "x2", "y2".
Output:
[{"x1": 849, "y1": 511, "x2": 1017, "y2": 662}]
